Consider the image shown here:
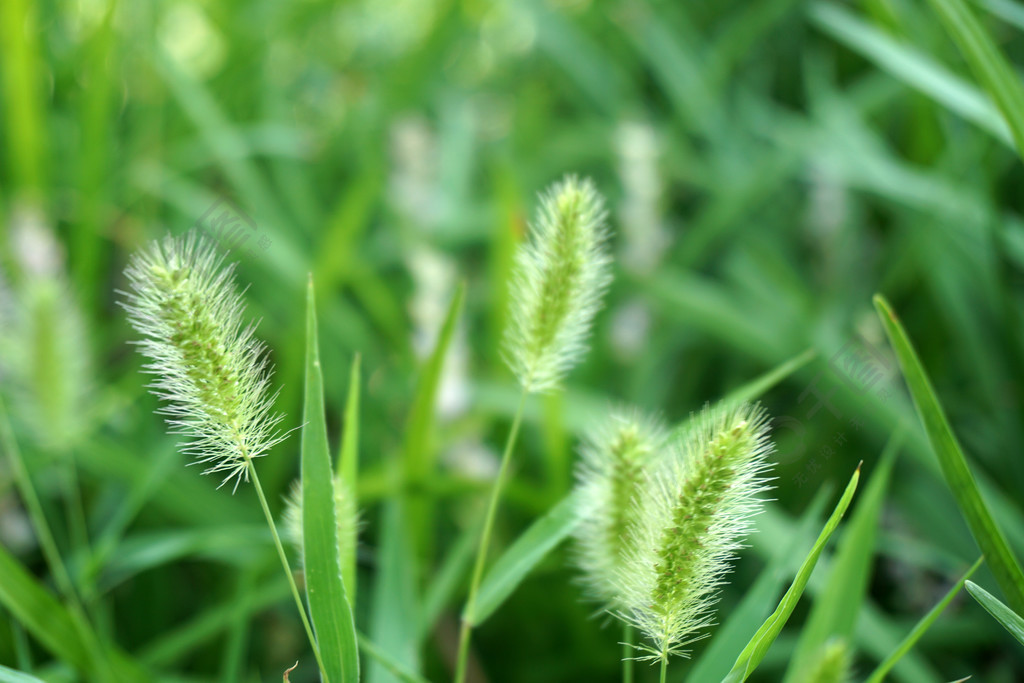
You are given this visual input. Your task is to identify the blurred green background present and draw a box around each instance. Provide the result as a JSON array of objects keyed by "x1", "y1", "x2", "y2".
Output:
[{"x1": 2, "y1": 0, "x2": 1024, "y2": 680}]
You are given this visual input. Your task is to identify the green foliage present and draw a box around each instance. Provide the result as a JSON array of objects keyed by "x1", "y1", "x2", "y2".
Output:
[{"x1": 3, "y1": 0, "x2": 1024, "y2": 679}]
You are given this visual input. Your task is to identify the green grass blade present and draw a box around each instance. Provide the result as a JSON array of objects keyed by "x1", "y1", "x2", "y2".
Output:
[
  {"x1": 923, "y1": 0, "x2": 1024, "y2": 159},
  {"x1": 866, "y1": 557, "x2": 983, "y2": 683},
  {"x1": 0, "y1": 543, "x2": 93, "y2": 674},
  {"x1": 874, "y1": 294, "x2": 1024, "y2": 614},
  {"x1": 723, "y1": 465, "x2": 861, "y2": 683},
  {"x1": 965, "y1": 580, "x2": 1024, "y2": 646},
  {"x1": 0, "y1": 664, "x2": 44, "y2": 683},
  {"x1": 419, "y1": 519, "x2": 480, "y2": 641},
  {"x1": 369, "y1": 500, "x2": 421, "y2": 683},
  {"x1": 404, "y1": 283, "x2": 466, "y2": 502},
  {"x1": 722, "y1": 348, "x2": 816, "y2": 405},
  {"x1": 338, "y1": 353, "x2": 362, "y2": 601},
  {"x1": 688, "y1": 487, "x2": 831, "y2": 683},
  {"x1": 302, "y1": 277, "x2": 359, "y2": 683},
  {"x1": 785, "y1": 437, "x2": 900, "y2": 682},
  {"x1": 357, "y1": 633, "x2": 432, "y2": 683},
  {"x1": 809, "y1": 2, "x2": 1013, "y2": 146},
  {"x1": 471, "y1": 491, "x2": 581, "y2": 625}
]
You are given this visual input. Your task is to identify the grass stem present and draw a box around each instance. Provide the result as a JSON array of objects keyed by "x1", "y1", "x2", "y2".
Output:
[
  {"x1": 660, "y1": 653, "x2": 668, "y2": 683},
  {"x1": 454, "y1": 389, "x2": 529, "y2": 683},
  {"x1": 244, "y1": 458, "x2": 329, "y2": 682},
  {"x1": 622, "y1": 624, "x2": 634, "y2": 683}
]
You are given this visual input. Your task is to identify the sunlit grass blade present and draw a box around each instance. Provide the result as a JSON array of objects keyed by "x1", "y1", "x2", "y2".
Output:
[
  {"x1": 471, "y1": 491, "x2": 580, "y2": 625},
  {"x1": 688, "y1": 487, "x2": 832, "y2": 683},
  {"x1": 0, "y1": 665, "x2": 44, "y2": 683},
  {"x1": 785, "y1": 436, "x2": 899, "y2": 681},
  {"x1": 338, "y1": 353, "x2": 362, "y2": 601},
  {"x1": 965, "y1": 580, "x2": 1024, "y2": 646},
  {"x1": 922, "y1": 0, "x2": 1024, "y2": 159},
  {"x1": 874, "y1": 294, "x2": 1024, "y2": 614},
  {"x1": 866, "y1": 557, "x2": 983, "y2": 683},
  {"x1": 723, "y1": 464, "x2": 861, "y2": 683},
  {"x1": 302, "y1": 277, "x2": 359, "y2": 683}
]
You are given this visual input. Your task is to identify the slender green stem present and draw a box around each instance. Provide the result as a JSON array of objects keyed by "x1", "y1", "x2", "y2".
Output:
[
  {"x1": 244, "y1": 459, "x2": 329, "y2": 682},
  {"x1": 0, "y1": 396, "x2": 116, "y2": 682},
  {"x1": 622, "y1": 624, "x2": 634, "y2": 683},
  {"x1": 660, "y1": 653, "x2": 668, "y2": 683},
  {"x1": 454, "y1": 389, "x2": 529, "y2": 683}
]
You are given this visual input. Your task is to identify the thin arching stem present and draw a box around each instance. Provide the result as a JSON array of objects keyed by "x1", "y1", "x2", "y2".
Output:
[
  {"x1": 660, "y1": 653, "x2": 669, "y2": 683},
  {"x1": 454, "y1": 389, "x2": 529, "y2": 683},
  {"x1": 244, "y1": 458, "x2": 329, "y2": 682}
]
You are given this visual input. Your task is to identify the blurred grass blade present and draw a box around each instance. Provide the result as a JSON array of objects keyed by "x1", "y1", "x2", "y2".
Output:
[
  {"x1": 0, "y1": 543, "x2": 93, "y2": 674},
  {"x1": 0, "y1": 665, "x2": 44, "y2": 683},
  {"x1": 923, "y1": 0, "x2": 1024, "y2": 158},
  {"x1": 688, "y1": 486, "x2": 831, "y2": 683},
  {"x1": 866, "y1": 557, "x2": 983, "y2": 683},
  {"x1": 302, "y1": 277, "x2": 360, "y2": 683},
  {"x1": 404, "y1": 282, "x2": 467, "y2": 554},
  {"x1": 471, "y1": 491, "x2": 581, "y2": 625},
  {"x1": 965, "y1": 580, "x2": 1024, "y2": 646},
  {"x1": 809, "y1": 2, "x2": 1013, "y2": 146},
  {"x1": 369, "y1": 500, "x2": 421, "y2": 683},
  {"x1": 785, "y1": 436, "x2": 899, "y2": 682},
  {"x1": 357, "y1": 633, "x2": 432, "y2": 683},
  {"x1": 723, "y1": 464, "x2": 861, "y2": 683},
  {"x1": 338, "y1": 354, "x2": 362, "y2": 601},
  {"x1": 723, "y1": 348, "x2": 816, "y2": 405},
  {"x1": 419, "y1": 519, "x2": 480, "y2": 640},
  {"x1": 874, "y1": 294, "x2": 1024, "y2": 614}
]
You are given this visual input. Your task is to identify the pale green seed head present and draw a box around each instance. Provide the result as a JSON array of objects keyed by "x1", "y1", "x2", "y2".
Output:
[
  {"x1": 283, "y1": 476, "x2": 360, "y2": 573},
  {"x1": 618, "y1": 402, "x2": 774, "y2": 660},
  {"x1": 120, "y1": 232, "x2": 286, "y2": 489},
  {"x1": 503, "y1": 176, "x2": 613, "y2": 393},
  {"x1": 797, "y1": 639, "x2": 853, "y2": 683},
  {"x1": 0, "y1": 232, "x2": 90, "y2": 450},
  {"x1": 572, "y1": 410, "x2": 667, "y2": 610}
]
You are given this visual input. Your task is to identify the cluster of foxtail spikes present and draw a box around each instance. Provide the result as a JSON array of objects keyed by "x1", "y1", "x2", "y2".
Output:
[{"x1": 573, "y1": 401, "x2": 775, "y2": 668}]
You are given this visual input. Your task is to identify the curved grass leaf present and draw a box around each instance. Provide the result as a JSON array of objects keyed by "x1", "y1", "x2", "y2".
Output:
[
  {"x1": 785, "y1": 436, "x2": 900, "y2": 682},
  {"x1": 965, "y1": 580, "x2": 1024, "y2": 646},
  {"x1": 866, "y1": 557, "x2": 983, "y2": 683},
  {"x1": 809, "y1": 2, "x2": 1013, "y2": 146},
  {"x1": 922, "y1": 0, "x2": 1024, "y2": 159},
  {"x1": 874, "y1": 294, "x2": 1024, "y2": 614},
  {"x1": 0, "y1": 665, "x2": 44, "y2": 683},
  {"x1": 471, "y1": 491, "x2": 581, "y2": 625},
  {"x1": 302, "y1": 277, "x2": 359, "y2": 683},
  {"x1": 723, "y1": 464, "x2": 861, "y2": 683}
]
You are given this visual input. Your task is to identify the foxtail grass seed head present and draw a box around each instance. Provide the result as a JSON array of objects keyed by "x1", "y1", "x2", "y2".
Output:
[
  {"x1": 120, "y1": 232, "x2": 287, "y2": 490},
  {"x1": 573, "y1": 410, "x2": 667, "y2": 609},
  {"x1": 0, "y1": 223, "x2": 91, "y2": 449},
  {"x1": 283, "y1": 476, "x2": 360, "y2": 566},
  {"x1": 504, "y1": 176, "x2": 612, "y2": 393},
  {"x1": 797, "y1": 639, "x2": 853, "y2": 683},
  {"x1": 618, "y1": 402, "x2": 774, "y2": 660}
]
